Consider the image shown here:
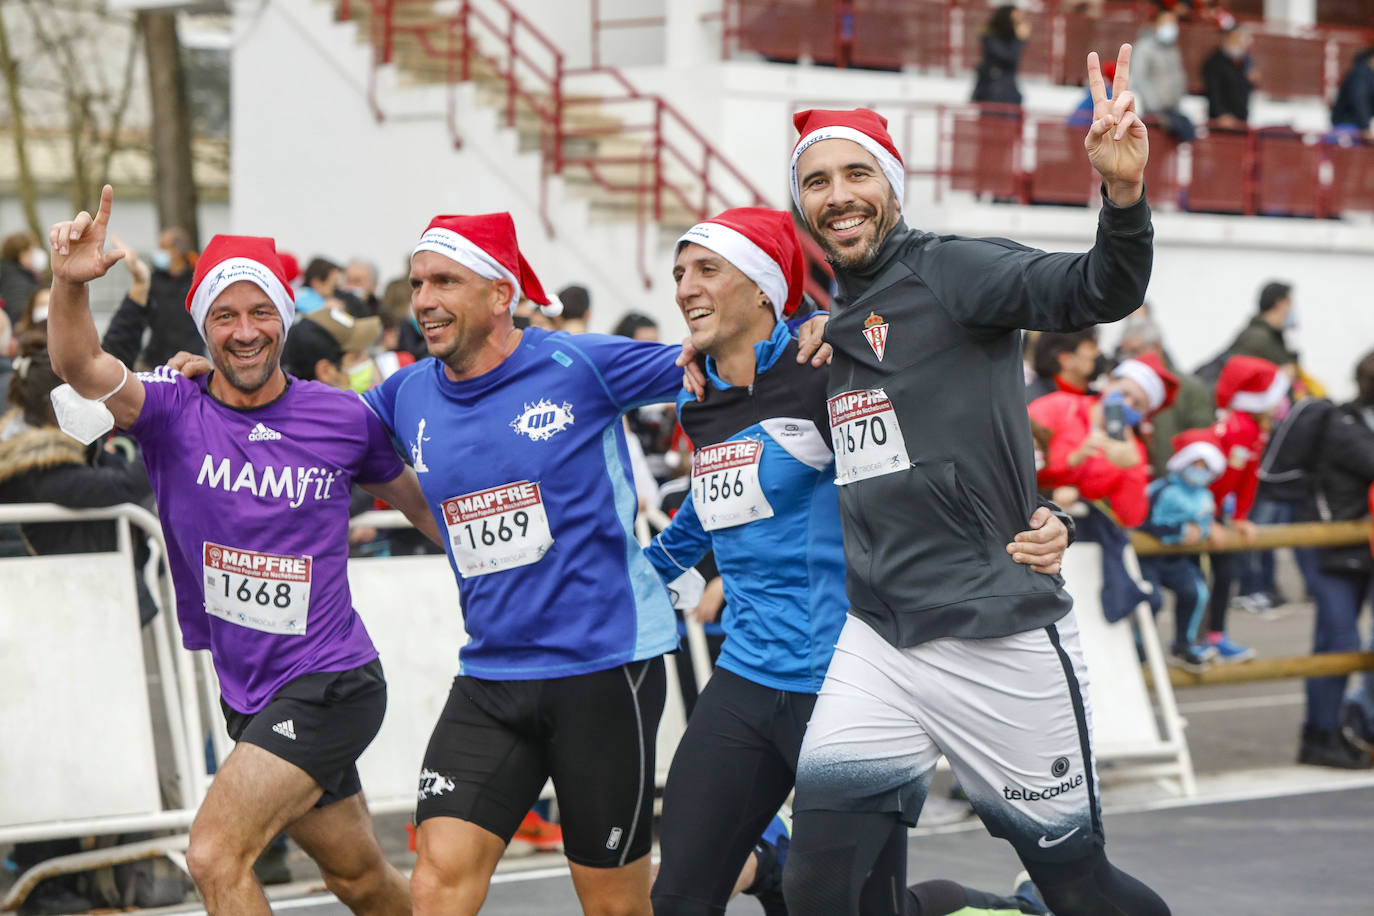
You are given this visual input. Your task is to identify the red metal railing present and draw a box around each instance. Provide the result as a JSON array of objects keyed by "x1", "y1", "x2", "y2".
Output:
[
  {"x1": 726, "y1": 0, "x2": 1374, "y2": 100},
  {"x1": 854, "y1": 99, "x2": 1374, "y2": 219},
  {"x1": 336, "y1": 0, "x2": 833, "y2": 305}
]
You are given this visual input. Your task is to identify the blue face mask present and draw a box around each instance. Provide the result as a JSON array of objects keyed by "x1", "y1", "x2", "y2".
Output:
[
  {"x1": 1104, "y1": 391, "x2": 1143, "y2": 429},
  {"x1": 1283, "y1": 306, "x2": 1298, "y2": 330},
  {"x1": 1180, "y1": 466, "x2": 1215, "y2": 488},
  {"x1": 149, "y1": 249, "x2": 172, "y2": 271}
]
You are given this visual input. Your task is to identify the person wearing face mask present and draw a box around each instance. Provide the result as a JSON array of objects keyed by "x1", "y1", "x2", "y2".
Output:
[
  {"x1": 100, "y1": 226, "x2": 204, "y2": 369},
  {"x1": 0, "y1": 231, "x2": 44, "y2": 325},
  {"x1": 1029, "y1": 353, "x2": 1179, "y2": 529},
  {"x1": 281, "y1": 304, "x2": 383, "y2": 392},
  {"x1": 1202, "y1": 19, "x2": 1259, "y2": 129},
  {"x1": 1131, "y1": 8, "x2": 1196, "y2": 141},
  {"x1": 1137, "y1": 428, "x2": 1230, "y2": 671},
  {"x1": 295, "y1": 257, "x2": 343, "y2": 316}
]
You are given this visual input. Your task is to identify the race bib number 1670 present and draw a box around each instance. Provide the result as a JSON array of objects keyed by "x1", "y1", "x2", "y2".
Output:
[{"x1": 827, "y1": 388, "x2": 912, "y2": 485}]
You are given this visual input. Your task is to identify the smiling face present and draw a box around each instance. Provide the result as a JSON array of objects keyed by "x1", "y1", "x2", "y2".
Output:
[
  {"x1": 673, "y1": 242, "x2": 775, "y2": 358},
  {"x1": 409, "y1": 250, "x2": 513, "y2": 375},
  {"x1": 203, "y1": 281, "x2": 286, "y2": 394},
  {"x1": 795, "y1": 138, "x2": 901, "y2": 270}
]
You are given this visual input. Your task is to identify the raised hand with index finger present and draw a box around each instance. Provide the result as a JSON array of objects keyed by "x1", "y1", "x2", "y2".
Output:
[
  {"x1": 1083, "y1": 45, "x2": 1148, "y2": 207},
  {"x1": 49, "y1": 184, "x2": 126, "y2": 286}
]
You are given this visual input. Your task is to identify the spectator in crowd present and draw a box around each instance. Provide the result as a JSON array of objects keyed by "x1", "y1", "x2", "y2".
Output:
[
  {"x1": 100, "y1": 227, "x2": 202, "y2": 369},
  {"x1": 1330, "y1": 45, "x2": 1374, "y2": 142},
  {"x1": 971, "y1": 5, "x2": 1030, "y2": 107},
  {"x1": 1202, "y1": 20, "x2": 1258, "y2": 128},
  {"x1": 611, "y1": 311, "x2": 660, "y2": 341},
  {"x1": 0, "y1": 231, "x2": 44, "y2": 325},
  {"x1": 554, "y1": 282, "x2": 591, "y2": 333},
  {"x1": 1026, "y1": 328, "x2": 1102, "y2": 402},
  {"x1": 16, "y1": 286, "x2": 49, "y2": 335},
  {"x1": 1030, "y1": 353, "x2": 1177, "y2": 529},
  {"x1": 295, "y1": 256, "x2": 343, "y2": 315},
  {"x1": 1133, "y1": 8, "x2": 1196, "y2": 140},
  {"x1": 1215, "y1": 281, "x2": 1304, "y2": 610},
  {"x1": 341, "y1": 258, "x2": 381, "y2": 317},
  {"x1": 282, "y1": 306, "x2": 383, "y2": 393},
  {"x1": 1222, "y1": 280, "x2": 1299, "y2": 373},
  {"x1": 380, "y1": 274, "x2": 428, "y2": 362},
  {"x1": 1114, "y1": 312, "x2": 1214, "y2": 477},
  {"x1": 1138, "y1": 428, "x2": 1228, "y2": 670},
  {"x1": 1203, "y1": 355, "x2": 1289, "y2": 663},
  {"x1": 1297, "y1": 350, "x2": 1374, "y2": 768}
]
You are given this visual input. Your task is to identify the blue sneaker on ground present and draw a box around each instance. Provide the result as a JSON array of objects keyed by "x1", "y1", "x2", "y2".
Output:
[
  {"x1": 1206, "y1": 632, "x2": 1255, "y2": 663},
  {"x1": 1011, "y1": 870, "x2": 1053, "y2": 914}
]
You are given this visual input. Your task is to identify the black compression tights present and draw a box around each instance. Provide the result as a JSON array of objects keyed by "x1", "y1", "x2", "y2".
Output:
[{"x1": 782, "y1": 810, "x2": 1171, "y2": 916}]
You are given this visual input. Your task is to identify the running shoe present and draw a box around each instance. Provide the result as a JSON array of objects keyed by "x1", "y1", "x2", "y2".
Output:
[
  {"x1": 1340, "y1": 702, "x2": 1374, "y2": 754},
  {"x1": 1010, "y1": 870, "x2": 1053, "y2": 915},
  {"x1": 745, "y1": 809, "x2": 792, "y2": 916},
  {"x1": 1206, "y1": 632, "x2": 1255, "y2": 663},
  {"x1": 1231, "y1": 592, "x2": 1273, "y2": 615},
  {"x1": 512, "y1": 808, "x2": 563, "y2": 853},
  {"x1": 1167, "y1": 642, "x2": 1215, "y2": 674}
]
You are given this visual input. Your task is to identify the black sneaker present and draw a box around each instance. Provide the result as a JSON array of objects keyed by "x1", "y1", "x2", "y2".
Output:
[
  {"x1": 1340, "y1": 703, "x2": 1374, "y2": 754},
  {"x1": 1167, "y1": 642, "x2": 1215, "y2": 674},
  {"x1": 1298, "y1": 724, "x2": 1373, "y2": 770}
]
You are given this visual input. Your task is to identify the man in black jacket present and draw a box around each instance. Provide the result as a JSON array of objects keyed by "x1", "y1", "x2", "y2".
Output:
[
  {"x1": 780, "y1": 47, "x2": 1170, "y2": 916},
  {"x1": 1299, "y1": 350, "x2": 1374, "y2": 768},
  {"x1": 101, "y1": 227, "x2": 203, "y2": 369},
  {"x1": 1201, "y1": 22, "x2": 1257, "y2": 128}
]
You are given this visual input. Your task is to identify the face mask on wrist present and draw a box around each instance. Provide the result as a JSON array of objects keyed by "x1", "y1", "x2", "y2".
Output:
[{"x1": 51, "y1": 364, "x2": 129, "y2": 445}]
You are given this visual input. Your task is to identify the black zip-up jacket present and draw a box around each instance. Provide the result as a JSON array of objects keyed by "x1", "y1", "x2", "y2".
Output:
[
  {"x1": 821, "y1": 189, "x2": 1153, "y2": 648},
  {"x1": 1305, "y1": 403, "x2": 1374, "y2": 576},
  {"x1": 102, "y1": 267, "x2": 203, "y2": 370}
]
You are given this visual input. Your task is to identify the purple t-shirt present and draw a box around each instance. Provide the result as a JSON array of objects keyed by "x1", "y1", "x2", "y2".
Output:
[{"x1": 128, "y1": 368, "x2": 404, "y2": 713}]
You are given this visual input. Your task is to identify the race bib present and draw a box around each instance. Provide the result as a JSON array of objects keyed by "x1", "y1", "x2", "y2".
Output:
[
  {"x1": 691, "y1": 439, "x2": 775, "y2": 531},
  {"x1": 827, "y1": 389, "x2": 912, "y2": 484},
  {"x1": 203, "y1": 542, "x2": 312, "y2": 635},
  {"x1": 442, "y1": 480, "x2": 554, "y2": 578}
]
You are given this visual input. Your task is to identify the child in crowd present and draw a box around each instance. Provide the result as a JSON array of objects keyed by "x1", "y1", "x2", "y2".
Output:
[
  {"x1": 1138, "y1": 428, "x2": 1228, "y2": 671},
  {"x1": 1205, "y1": 355, "x2": 1290, "y2": 661}
]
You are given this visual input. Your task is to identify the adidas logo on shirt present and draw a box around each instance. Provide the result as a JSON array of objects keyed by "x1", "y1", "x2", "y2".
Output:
[
  {"x1": 248, "y1": 422, "x2": 283, "y2": 442},
  {"x1": 272, "y1": 719, "x2": 297, "y2": 740}
]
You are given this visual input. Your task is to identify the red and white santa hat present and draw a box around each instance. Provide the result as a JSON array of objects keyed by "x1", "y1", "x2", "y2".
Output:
[
  {"x1": 1216, "y1": 355, "x2": 1289, "y2": 413},
  {"x1": 1167, "y1": 427, "x2": 1227, "y2": 476},
  {"x1": 411, "y1": 212, "x2": 559, "y2": 316},
  {"x1": 1110, "y1": 351, "x2": 1180, "y2": 416},
  {"x1": 185, "y1": 235, "x2": 295, "y2": 340},
  {"x1": 676, "y1": 207, "x2": 805, "y2": 318},
  {"x1": 790, "y1": 108, "x2": 906, "y2": 212}
]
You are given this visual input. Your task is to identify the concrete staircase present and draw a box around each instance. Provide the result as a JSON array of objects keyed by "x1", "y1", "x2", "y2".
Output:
[{"x1": 328, "y1": 0, "x2": 710, "y2": 235}]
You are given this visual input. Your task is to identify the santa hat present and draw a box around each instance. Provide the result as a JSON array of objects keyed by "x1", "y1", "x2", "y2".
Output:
[
  {"x1": 1216, "y1": 355, "x2": 1289, "y2": 413},
  {"x1": 185, "y1": 235, "x2": 295, "y2": 340},
  {"x1": 1167, "y1": 427, "x2": 1227, "y2": 476},
  {"x1": 790, "y1": 108, "x2": 905, "y2": 212},
  {"x1": 1111, "y1": 352, "x2": 1179, "y2": 415},
  {"x1": 676, "y1": 207, "x2": 804, "y2": 318},
  {"x1": 411, "y1": 212, "x2": 560, "y2": 316}
]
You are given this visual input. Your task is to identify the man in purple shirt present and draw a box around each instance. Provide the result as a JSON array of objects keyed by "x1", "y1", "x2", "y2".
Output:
[{"x1": 47, "y1": 186, "x2": 436, "y2": 916}]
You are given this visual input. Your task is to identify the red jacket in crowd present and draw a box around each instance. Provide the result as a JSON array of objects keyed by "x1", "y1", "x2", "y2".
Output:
[
  {"x1": 1028, "y1": 391, "x2": 1151, "y2": 527},
  {"x1": 1208, "y1": 409, "x2": 1266, "y2": 521}
]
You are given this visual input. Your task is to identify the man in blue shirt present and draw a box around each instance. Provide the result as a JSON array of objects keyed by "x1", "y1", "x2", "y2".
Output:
[{"x1": 363, "y1": 212, "x2": 686, "y2": 915}]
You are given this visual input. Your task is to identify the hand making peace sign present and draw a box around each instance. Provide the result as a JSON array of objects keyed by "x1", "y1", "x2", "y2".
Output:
[{"x1": 1084, "y1": 45, "x2": 1149, "y2": 206}]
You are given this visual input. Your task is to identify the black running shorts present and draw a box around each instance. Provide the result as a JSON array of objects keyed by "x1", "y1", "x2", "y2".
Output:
[
  {"x1": 220, "y1": 658, "x2": 386, "y2": 807},
  {"x1": 416, "y1": 657, "x2": 666, "y2": 868}
]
